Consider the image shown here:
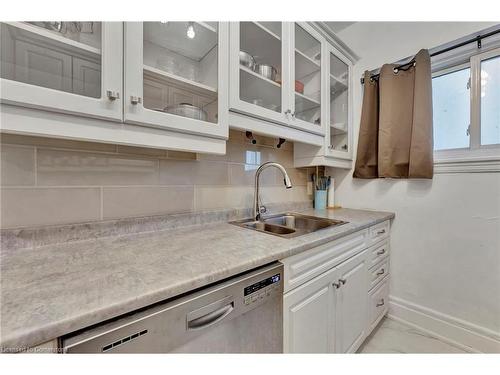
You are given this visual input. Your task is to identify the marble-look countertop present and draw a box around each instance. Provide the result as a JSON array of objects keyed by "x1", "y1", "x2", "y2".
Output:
[{"x1": 0, "y1": 208, "x2": 394, "y2": 350}]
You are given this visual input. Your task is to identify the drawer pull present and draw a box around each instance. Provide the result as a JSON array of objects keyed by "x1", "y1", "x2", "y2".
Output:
[
  {"x1": 376, "y1": 249, "x2": 386, "y2": 255},
  {"x1": 339, "y1": 278, "x2": 347, "y2": 285},
  {"x1": 376, "y1": 298, "x2": 385, "y2": 307},
  {"x1": 377, "y1": 229, "x2": 386, "y2": 235},
  {"x1": 332, "y1": 281, "x2": 341, "y2": 289},
  {"x1": 376, "y1": 268, "x2": 385, "y2": 276}
]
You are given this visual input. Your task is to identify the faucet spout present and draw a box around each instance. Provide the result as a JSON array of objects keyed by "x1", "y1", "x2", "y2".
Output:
[{"x1": 254, "y1": 162, "x2": 293, "y2": 221}]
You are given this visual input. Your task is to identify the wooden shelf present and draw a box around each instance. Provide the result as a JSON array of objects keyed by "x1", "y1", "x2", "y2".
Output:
[
  {"x1": 5, "y1": 22, "x2": 101, "y2": 57},
  {"x1": 295, "y1": 49, "x2": 320, "y2": 80},
  {"x1": 144, "y1": 65, "x2": 217, "y2": 97},
  {"x1": 295, "y1": 91, "x2": 320, "y2": 113}
]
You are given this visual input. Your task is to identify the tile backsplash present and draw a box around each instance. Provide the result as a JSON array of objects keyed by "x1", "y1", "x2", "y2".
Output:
[{"x1": 0, "y1": 130, "x2": 312, "y2": 229}]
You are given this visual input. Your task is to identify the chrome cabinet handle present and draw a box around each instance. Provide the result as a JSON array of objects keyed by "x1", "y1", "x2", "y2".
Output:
[
  {"x1": 376, "y1": 298, "x2": 385, "y2": 307},
  {"x1": 187, "y1": 302, "x2": 234, "y2": 330},
  {"x1": 376, "y1": 249, "x2": 386, "y2": 255},
  {"x1": 130, "y1": 96, "x2": 142, "y2": 105},
  {"x1": 106, "y1": 90, "x2": 120, "y2": 101},
  {"x1": 332, "y1": 281, "x2": 341, "y2": 289},
  {"x1": 377, "y1": 229, "x2": 386, "y2": 235},
  {"x1": 339, "y1": 278, "x2": 347, "y2": 285},
  {"x1": 376, "y1": 268, "x2": 385, "y2": 276}
]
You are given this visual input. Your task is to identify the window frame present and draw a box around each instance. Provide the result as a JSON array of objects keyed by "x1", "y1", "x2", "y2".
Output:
[{"x1": 432, "y1": 46, "x2": 500, "y2": 172}]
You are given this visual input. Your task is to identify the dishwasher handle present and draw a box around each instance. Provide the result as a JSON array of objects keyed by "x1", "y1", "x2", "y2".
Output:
[{"x1": 187, "y1": 297, "x2": 234, "y2": 331}]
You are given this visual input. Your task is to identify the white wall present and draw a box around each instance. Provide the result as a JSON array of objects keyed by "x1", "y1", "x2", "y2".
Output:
[{"x1": 331, "y1": 22, "x2": 500, "y2": 351}]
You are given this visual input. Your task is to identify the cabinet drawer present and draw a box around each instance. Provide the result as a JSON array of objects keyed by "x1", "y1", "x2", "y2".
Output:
[
  {"x1": 369, "y1": 220, "x2": 390, "y2": 245},
  {"x1": 368, "y1": 276, "x2": 389, "y2": 331},
  {"x1": 368, "y1": 240, "x2": 390, "y2": 268},
  {"x1": 369, "y1": 259, "x2": 389, "y2": 290},
  {"x1": 281, "y1": 229, "x2": 368, "y2": 293}
]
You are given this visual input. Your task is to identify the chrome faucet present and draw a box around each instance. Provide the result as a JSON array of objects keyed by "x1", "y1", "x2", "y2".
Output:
[{"x1": 254, "y1": 162, "x2": 292, "y2": 221}]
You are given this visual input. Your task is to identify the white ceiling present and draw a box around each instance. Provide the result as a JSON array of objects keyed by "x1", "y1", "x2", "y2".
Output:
[{"x1": 324, "y1": 22, "x2": 355, "y2": 33}]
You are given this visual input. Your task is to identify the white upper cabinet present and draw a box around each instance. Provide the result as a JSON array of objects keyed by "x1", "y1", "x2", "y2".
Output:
[
  {"x1": 124, "y1": 22, "x2": 229, "y2": 140},
  {"x1": 326, "y1": 45, "x2": 352, "y2": 160},
  {"x1": 294, "y1": 42, "x2": 353, "y2": 169},
  {"x1": 229, "y1": 22, "x2": 327, "y2": 146},
  {"x1": 229, "y1": 22, "x2": 290, "y2": 125},
  {"x1": 1, "y1": 21, "x2": 353, "y2": 157},
  {"x1": 0, "y1": 22, "x2": 123, "y2": 121},
  {"x1": 291, "y1": 23, "x2": 324, "y2": 134}
]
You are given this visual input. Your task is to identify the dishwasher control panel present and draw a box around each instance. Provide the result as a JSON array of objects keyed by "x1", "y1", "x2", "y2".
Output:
[{"x1": 243, "y1": 273, "x2": 281, "y2": 305}]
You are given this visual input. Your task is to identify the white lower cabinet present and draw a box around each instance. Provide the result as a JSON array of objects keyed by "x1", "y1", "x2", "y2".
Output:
[
  {"x1": 283, "y1": 266, "x2": 336, "y2": 353},
  {"x1": 282, "y1": 220, "x2": 391, "y2": 353},
  {"x1": 334, "y1": 250, "x2": 368, "y2": 353}
]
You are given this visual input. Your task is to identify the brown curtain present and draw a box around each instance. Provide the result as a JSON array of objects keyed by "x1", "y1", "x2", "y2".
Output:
[
  {"x1": 353, "y1": 71, "x2": 379, "y2": 178},
  {"x1": 354, "y1": 49, "x2": 434, "y2": 179}
]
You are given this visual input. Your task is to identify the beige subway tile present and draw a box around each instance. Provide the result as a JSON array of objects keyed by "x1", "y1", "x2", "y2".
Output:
[
  {"x1": 0, "y1": 133, "x2": 116, "y2": 152},
  {"x1": 264, "y1": 148, "x2": 294, "y2": 168},
  {"x1": 167, "y1": 150, "x2": 198, "y2": 160},
  {"x1": 228, "y1": 129, "x2": 246, "y2": 143},
  {"x1": 159, "y1": 160, "x2": 228, "y2": 186},
  {"x1": 194, "y1": 186, "x2": 254, "y2": 211},
  {"x1": 259, "y1": 186, "x2": 309, "y2": 204},
  {"x1": 1, "y1": 145, "x2": 35, "y2": 186},
  {"x1": 279, "y1": 167, "x2": 308, "y2": 186},
  {"x1": 229, "y1": 163, "x2": 277, "y2": 186},
  {"x1": 0, "y1": 187, "x2": 101, "y2": 228},
  {"x1": 103, "y1": 186, "x2": 194, "y2": 219},
  {"x1": 196, "y1": 149, "x2": 229, "y2": 162},
  {"x1": 117, "y1": 145, "x2": 168, "y2": 158},
  {"x1": 37, "y1": 149, "x2": 159, "y2": 186}
]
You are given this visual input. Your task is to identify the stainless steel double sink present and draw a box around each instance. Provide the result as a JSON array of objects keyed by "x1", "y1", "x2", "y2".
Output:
[{"x1": 230, "y1": 212, "x2": 347, "y2": 238}]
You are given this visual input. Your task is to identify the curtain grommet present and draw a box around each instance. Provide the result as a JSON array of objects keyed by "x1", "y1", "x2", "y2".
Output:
[{"x1": 393, "y1": 67, "x2": 399, "y2": 74}]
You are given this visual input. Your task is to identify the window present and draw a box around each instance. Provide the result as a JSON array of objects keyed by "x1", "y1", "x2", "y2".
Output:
[
  {"x1": 432, "y1": 47, "x2": 500, "y2": 164},
  {"x1": 432, "y1": 66, "x2": 471, "y2": 150},
  {"x1": 480, "y1": 55, "x2": 500, "y2": 145}
]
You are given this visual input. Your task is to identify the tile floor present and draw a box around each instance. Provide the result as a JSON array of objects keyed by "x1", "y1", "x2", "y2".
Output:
[{"x1": 359, "y1": 317, "x2": 468, "y2": 353}]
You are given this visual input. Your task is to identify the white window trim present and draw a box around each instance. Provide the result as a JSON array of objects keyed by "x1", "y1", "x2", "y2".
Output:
[{"x1": 432, "y1": 45, "x2": 500, "y2": 173}]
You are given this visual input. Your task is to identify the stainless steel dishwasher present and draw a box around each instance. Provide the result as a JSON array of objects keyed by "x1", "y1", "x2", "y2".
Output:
[{"x1": 62, "y1": 262, "x2": 283, "y2": 353}]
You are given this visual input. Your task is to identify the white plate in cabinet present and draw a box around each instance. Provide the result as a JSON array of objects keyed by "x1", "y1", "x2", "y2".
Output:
[
  {"x1": 123, "y1": 22, "x2": 229, "y2": 143},
  {"x1": 369, "y1": 220, "x2": 390, "y2": 245},
  {"x1": 368, "y1": 239, "x2": 390, "y2": 268},
  {"x1": 369, "y1": 259, "x2": 390, "y2": 290},
  {"x1": 0, "y1": 22, "x2": 123, "y2": 121},
  {"x1": 281, "y1": 229, "x2": 368, "y2": 293},
  {"x1": 283, "y1": 266, "x2": 337, "y2": 353},
  {"x1": 333, "y1": 249, "x2": 369, "y2": 353},
  {"x1": 368, "y1": 276, "x2": 389, "y2": 331}
]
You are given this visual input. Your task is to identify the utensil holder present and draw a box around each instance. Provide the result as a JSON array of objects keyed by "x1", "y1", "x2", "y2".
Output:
[{"x1": 314, "y1": 190, "x2": 327, "y2": 210}]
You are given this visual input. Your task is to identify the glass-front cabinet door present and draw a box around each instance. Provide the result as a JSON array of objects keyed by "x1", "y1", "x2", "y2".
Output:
[
  {"x1": 290, "y1": 22, "x2": 324, "y2": 135},
  {"x1": 327, "y1": 45, "x2": 351, "y2": 158},
  {"x1": 229, "y1": 22, "x2": 290, "y2": 125},
  {"x1": 124, "y1": 22, "x2": 228, "y2": 139},
  {"x1": 0, "y1": 22, "x2": 122, "y2": 120}
]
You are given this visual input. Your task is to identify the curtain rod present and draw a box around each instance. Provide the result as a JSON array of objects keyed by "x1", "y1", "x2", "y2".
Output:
[{"x1": 360, "y1": 27, "x2": 500, "y2": 84}]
